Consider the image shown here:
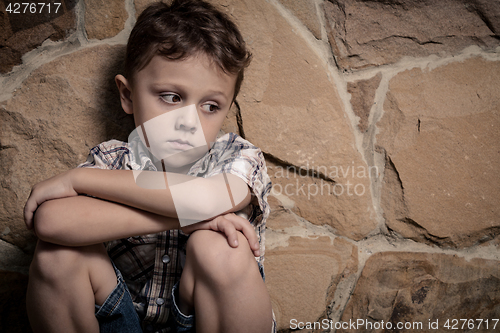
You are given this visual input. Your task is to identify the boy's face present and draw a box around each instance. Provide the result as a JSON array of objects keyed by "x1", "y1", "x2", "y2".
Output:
[{"x1": 117, "y1": 54, "x2": 237, "y2": 172}]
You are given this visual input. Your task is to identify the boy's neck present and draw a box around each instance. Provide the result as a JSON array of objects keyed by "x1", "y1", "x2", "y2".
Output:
[{"x1": 154, "y1": 159, "x2": 195, "y2": 175}]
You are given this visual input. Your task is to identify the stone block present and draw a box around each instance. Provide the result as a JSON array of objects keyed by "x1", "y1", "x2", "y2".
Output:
[
  {"x1": 266, "y1": 195, "x2": 301, "y2": 232},
  {"x1": 278, "y1": 0, "x2": 322, "y2": 40},
  {"x1": 267, "y1": 160, "x2": 378, "y2": 241},
  {"x1": 215, "y1": 0, "x2": 378, "y2": 239},
  {"x1": 0, "y1": 240, "x2": 31, "y2": 274},
  {"x1": 134, "y1": 0, "x2": 169, "y2": 19},
  {"x1": 378, "y1": 57, "x2": 500, "y2": 247},
  {"x1": 84, "y1": 0, "x2": 128, "y2": 40},
  {"x1": 347, "y1": 73, "x2": 382, "y2": 133},
  {"x1": 266, "y1": 235, "x2": 358, "y2": 331},
  {"x1": 340, "y1": 252, "x2": 500, "y2": 332},
  {"x1": 0, "y1": 44, "x2": 134, "y2": 251},
  {"x1": 323, "y1": 0, "x2": 500, "y2": 70},
  {"x1": 0, "y1": 0, "x2": 77, "y2": 73}
]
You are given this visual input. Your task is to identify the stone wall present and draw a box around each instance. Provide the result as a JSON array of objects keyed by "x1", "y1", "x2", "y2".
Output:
[{"x1": 1, "y1": 0, "x2": 499, "y2": 332}]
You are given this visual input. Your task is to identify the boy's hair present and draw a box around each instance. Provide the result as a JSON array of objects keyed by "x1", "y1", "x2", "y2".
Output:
[{"x1": 124, "y1": 0, "x2": 252, "y2": 101}]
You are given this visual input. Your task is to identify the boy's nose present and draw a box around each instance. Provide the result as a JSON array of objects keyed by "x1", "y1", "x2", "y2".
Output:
[{"x1": 175, "y1": 104, "x2": 199, "y2": 133}]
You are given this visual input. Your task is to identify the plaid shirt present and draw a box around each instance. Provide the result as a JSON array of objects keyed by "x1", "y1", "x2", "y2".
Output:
[{"x1": 78, "y1": 132, "x2": 271, "y2": 330}]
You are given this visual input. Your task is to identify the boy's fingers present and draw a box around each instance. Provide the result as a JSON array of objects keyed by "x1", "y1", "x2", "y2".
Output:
[
  {"x1": 217, "y1": 217, "x2": 239, "y2": 248},
  {"x1": 226, "y1": 214, "x2": 258, "y2": 247},
  {"x1": 239, "y1": 227, "x2": 260, "y2": 257},
  {"x1": 224, "y1": 214, "x2": 260, "y2": 256},
  {"x1": 239, "y1": 224, "x2": 258, "y2": 249},
  {"x1": 24, "y1": 214, "x2": 33, "y2": 230},
  {"x1": 23, "y1": 201, "x2": 36, "y2": 230}
]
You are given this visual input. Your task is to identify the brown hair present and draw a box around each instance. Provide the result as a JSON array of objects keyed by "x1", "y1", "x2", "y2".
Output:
[{"x1": 124, "y1": 0, "x2": 252, "y2": 101}]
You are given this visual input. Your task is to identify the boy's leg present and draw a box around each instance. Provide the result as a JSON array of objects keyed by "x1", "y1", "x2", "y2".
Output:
[
  {"x1": 178, "y1": 230, "x2": 273, "y2": 333},
  {"x1": 27, "y1": 240, "x2": 118, "y2": 333}
]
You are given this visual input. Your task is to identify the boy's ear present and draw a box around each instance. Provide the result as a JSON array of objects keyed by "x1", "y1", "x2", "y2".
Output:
[{"x1": 115, "y1": 74, "x2": 134, "y2": 114}]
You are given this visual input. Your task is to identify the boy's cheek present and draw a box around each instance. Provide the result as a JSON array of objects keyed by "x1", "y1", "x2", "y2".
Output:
[
  {"x1": 200, "y1": 117, "x2": 227, "y2": 143},
  {"x1": 138, "y1": 105, "x2": 207, "y2": 152}
]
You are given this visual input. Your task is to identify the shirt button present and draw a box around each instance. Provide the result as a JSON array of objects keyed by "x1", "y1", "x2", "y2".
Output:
[
  {"x1": 156, "y1": 298, "x2": 165, "y2": 306},
  {"x1": 162, "y1": 255, "x2": 170, "y2": 264}
]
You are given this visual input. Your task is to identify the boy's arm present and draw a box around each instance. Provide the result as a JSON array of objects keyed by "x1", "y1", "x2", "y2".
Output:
[
  {"x1": 74, "y1": 168, "x2": 251, "y2": 221},
  {"x1": 33, "y1": 195, "x2": 260, "y2": 255},
  {"x1": 34, "y1": 195, "x2": 178, "y2": 245},
  {"x1": 24, "y1": 167, "x2": 251, "y2": 228}
]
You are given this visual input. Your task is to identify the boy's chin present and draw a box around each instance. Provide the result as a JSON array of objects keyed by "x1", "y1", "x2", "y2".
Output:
[{"x1": 157, "y1": 146, "x2": 209, "y2": 172}]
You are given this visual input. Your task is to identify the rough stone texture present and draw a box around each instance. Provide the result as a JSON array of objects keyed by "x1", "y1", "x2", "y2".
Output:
[
  {"x1": 0, "y1": 44, "x2": 134, "y2": 251},
  {"x1": 266, "y1": 195, "x2": 302, "y2": 231},
  {"x1": 265, "y1": 195, "x2": 359, "y2": 330},
  {"x1": 236, "y1": 0, "x2": 345, "y2": 169},
  {"x1": 0, "y1": 239, "x2": 32, "y2": 274},
  {"x1": 266, "y1": 235, "x2": 358, "y2": 331},
  {"x1": 323, "y1": 0, "x2": 500, "y2": 71},
  {"x1": 134, "y1": 0, "x2": 167, "y2": 19},
  {"x1": 340, "y1": 252, "x2": 500, "y2": 332},
  {"x1": 84, "y1": 0, "x2": 128, "y2": 40},
  {"x1": 221, "y1": 0, "x2": 378, "y2": 239},
  {"x1": 278, "y1": 0, "x2": 322, "y2": 40},
  {"x1": 378, "y1": 57, "x2": 500, "y2": 248},
  {"x1": 0, "y1": 0, "x2": 77, "y2": 73},
  {"x1": 267, "y1": 159, "x2": 378, "y2": 241},
  {"x1": 1, "y1": 0, "x2": 500, "y2": 332},
  {"x1": 347, "y1": 73, "x2": 382, "y2": 133}
]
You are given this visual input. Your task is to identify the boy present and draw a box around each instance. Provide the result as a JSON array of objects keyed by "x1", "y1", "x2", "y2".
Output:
[{"x1": 23, "y1": 1, "x2": 275, "y2": 332}]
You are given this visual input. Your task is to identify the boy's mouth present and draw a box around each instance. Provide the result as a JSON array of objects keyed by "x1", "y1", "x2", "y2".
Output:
[{"x1": 168, "y1": 139, "x2": 194, "y2": 150}]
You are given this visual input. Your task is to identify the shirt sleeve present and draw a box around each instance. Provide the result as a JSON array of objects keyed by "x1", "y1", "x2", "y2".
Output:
[
  {"x1": 206, "y1": 135, "x2": 272, "y2": 227},
  {"x1": 77, "y1": 140, "x2": 131, "y2": 170}
]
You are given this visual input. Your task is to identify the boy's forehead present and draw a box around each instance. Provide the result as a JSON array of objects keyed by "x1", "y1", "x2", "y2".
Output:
[
  {"x1": 142, "y1": 54, "x2": 233, "y2": 80},
  {"x1": 134, "y1": 54, "x2": 237, "y2": 96}
]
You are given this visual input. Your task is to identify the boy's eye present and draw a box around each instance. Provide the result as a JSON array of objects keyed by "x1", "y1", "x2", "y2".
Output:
[
  {"x1": 161, "y1": 93, "x2": 181, "y2": 104},
  {"x1": 201, "y1": 103, "x2": 220, "y2": 113}
]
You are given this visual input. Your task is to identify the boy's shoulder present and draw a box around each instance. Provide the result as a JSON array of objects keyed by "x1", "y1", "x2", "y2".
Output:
[
  {"x1": 78, "y1": 139, "x2": 132, "y2": 170},
  {"x1": 198, "y1": 132, "x2": 271, "y2": 198},
  {"x1": 191, "y1": 132, "x2": 267, "y2": 176},
  {"x1": 207, "y1": 133, "x2": 272, "y2": 227},
  {"x1": 81, "y1": 133, "x2": 266, "y2": 172},
  {"x1": 94, "y1": 139, "x2": 130, "y2": 153},
  {"x1": 211, "y1": 132, "x2": 261, "y2": 156}
]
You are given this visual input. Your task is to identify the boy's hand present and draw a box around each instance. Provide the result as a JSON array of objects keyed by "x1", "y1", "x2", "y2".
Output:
[
  {"x1": 24, "y1": 169, "x2": 78, "y2": 230},
  {"x1": 181, "y1": 213, "x2": 261, "y2": 257}
]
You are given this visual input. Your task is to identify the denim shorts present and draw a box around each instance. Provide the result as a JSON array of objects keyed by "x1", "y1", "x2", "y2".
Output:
[{"x1": 95, "y1": 265, "x2": 194, "y2": 333}]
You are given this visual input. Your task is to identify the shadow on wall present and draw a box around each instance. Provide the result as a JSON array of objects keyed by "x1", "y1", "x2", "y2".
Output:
[
  {"x1": 0, "y1": 46, "x2": 133, "y2": 333},
  {"x1": 94, "y1": 45, "x2": 136, "y2": 143},
  {"x1": 0, "y1": 271, "x2": 31, "y2": 333}
]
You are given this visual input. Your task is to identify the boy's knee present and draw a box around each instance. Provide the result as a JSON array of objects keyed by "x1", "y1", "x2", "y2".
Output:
[{"x1": 186, "y1": 230, "x2": 256, "y2": 284}]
